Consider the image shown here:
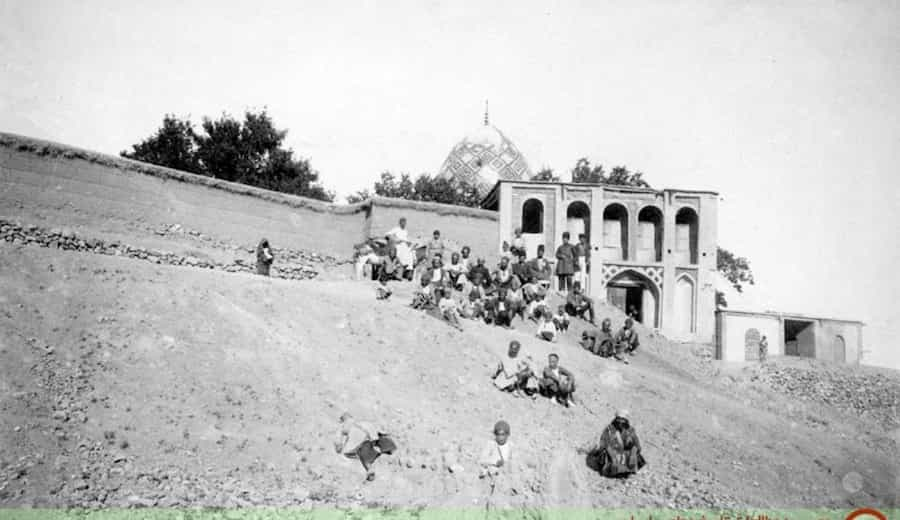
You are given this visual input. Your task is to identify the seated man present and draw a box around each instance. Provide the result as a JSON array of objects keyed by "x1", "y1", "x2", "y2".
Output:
[
  {"x1": 491, "y1": 340, "x2": 537, "y2": 397},
  {"x1": 539, "y1": 353, "x2": 576, "y2": 408},
  {"x1": 379, "y1": 247, "x2": 404, "y2": 282},
  {"x1": 491, "y1": 287, "x2": 513, "y2": 328},
  {"x1": 334, "y1": 412, "x2": 396, "y2": 482},
  {"x1": 614, "y1": 318, "x2": 640, "y2": 360},
  {"x1": 565, "y1": 283, "x2": 596, "y2": 324},
  {"x1": 354, "y1": 243, "x2": 383, "y2": 281},
  {"x1": 492, "y1": 256, "x2": 515, "y2": 289},
  {"x1": 578, "y1": 409, "x2": 645, "y2": 478},
  {"x1": 511, "y1": 252, "x2": 530, "y2": 286},
  {"x1": 468, "y1": 258, "x2": 491, "y2": 287},
  {"x1": 552, "y1": 305, "x2": 570, "y2": 333},
  {"x1": 436, "y1": 288, "x2": 463, "y2": 330},
  {"x1": 536, "y1": 313, "x2": 557, "y2": 343},
  {"x1": 526, "y1": 245, "x2": 553, "y2": 287},
  {"x1": 445, "y1": 251, "x2": 467, "y2": 289},
  {"x1": 521, "y1": 276, "x2": 547, "y2": 304},
  {"x1": 410, "y1": 275, "x2": 436, "y2": 310},
  {"x1": 424, "y1": 257, "x2": 448, "y2": 291}
]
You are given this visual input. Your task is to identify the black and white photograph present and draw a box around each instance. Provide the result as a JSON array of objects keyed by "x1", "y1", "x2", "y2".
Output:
[{"x1": 0, "y1": 1, "x2": 897, "y2": 518}]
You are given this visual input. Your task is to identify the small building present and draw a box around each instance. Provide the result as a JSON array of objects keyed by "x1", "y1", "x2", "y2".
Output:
[
  {"x1": 482, "y1": 179, "x2": 719, "y2": 342},
  {"x1": 715, "y1": 309, "x2": 864, "y2": 364}
]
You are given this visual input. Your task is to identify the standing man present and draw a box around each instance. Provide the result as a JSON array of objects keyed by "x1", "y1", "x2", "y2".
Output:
[
  {"x1": 555, "y1": 232, "x2": 577, "y2": 294},
  {"x1": 256, "y1": 238, "x2": 274, "y2": 276},
  {"x1": 386, "y1": 217, "x2": 414, "y2": 279},
  {"x1": 759, "y1": 335, "x2": 769, "y2": 363},
  {"x1": 574, "y1": 233, "x2": 587, "y2": 290}
]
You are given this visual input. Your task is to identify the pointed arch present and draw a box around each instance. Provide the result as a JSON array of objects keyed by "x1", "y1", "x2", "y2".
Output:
[{"x1": 674, "y1": 273, "x2": 696, "y2": 335}]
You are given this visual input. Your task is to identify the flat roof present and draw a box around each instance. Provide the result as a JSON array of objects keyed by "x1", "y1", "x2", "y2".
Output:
[
  {"x1": 716, "y1": 308, "x2": 864, "y2": 326},
  {"x1": 480, "y1": 179, "x2": 719, "y2": 209}
]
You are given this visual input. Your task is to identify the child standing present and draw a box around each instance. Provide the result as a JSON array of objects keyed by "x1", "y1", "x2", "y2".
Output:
[{"x1": 479, "y1": 420, "x2": 513, "y2": 479}]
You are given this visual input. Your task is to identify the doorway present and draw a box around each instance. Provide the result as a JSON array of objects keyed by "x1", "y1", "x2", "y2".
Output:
[
  {"x1": 606, "y1": 270, "x2": 659, "y2": 328},
  {"x1": 784, "y1": 319, "x2": 816, "y2": 358}
]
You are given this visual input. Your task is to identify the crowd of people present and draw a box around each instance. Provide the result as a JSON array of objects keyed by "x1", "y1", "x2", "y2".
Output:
[{"x1": 337, "y1": 217, "x2": 648, "y2": 486}]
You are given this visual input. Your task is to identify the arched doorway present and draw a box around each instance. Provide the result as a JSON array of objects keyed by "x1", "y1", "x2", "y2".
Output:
[
  {"x1": 637, "y1": 206, "x2": 663, "y2": 262},
  {"x1": 833, "y1": 335, "x2": 846, "y2": 363},
  {"x1": 745, "y1": 328, "x2": 761, "y2": 361},
  {"x1": 566, "y1": 201, "x2": 590, "y2": 244},
  {"x1": 602, "y1": 203, "x2": 628, "y2": 261},
  {"x1": 674, "y1": 274, "x2": 696, "y2": 335},
  {"x1": 606, "y1": 270, "x2": 659, "y2": 328},
  {"x1": 675, "y1": 207, "x2": 699, "y2": 265},
  {"x1": 521, "y1": 198, "x2": 544, "y2": 258}
]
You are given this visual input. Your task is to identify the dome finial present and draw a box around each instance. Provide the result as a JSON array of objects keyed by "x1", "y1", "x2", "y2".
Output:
[{"x1": 484, "y1": 99, "x2": 489, "y2": 126}]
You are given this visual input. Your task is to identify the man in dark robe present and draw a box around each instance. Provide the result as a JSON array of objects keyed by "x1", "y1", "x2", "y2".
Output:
[
  {"x1": 579, "y1": 409, "x2": 645, "y2": 478},
  {"x1": 555, "y1": 232, "x2": 577, "y2": 293}
]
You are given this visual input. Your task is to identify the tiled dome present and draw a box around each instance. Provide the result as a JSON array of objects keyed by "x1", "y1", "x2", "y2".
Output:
[{"x1": 438, "y1": 119, "x2": 532, "y2": 197}]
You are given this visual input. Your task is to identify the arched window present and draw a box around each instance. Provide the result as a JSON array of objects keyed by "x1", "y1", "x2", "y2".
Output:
[
  {"x1": 744, "y1": 328, "x2": 761, "y2": 361},
  {"x1": 522, "y1": 199, "x2": 543, "y2": 234},
  {"x1": 602, "y1": 203, "x2": 628, "y2": 261},
  {"x1": 833, "y1": 335, "x2": 846, "y2": 363},
  {"x1": 638, "y1": 206, "x2": 663, "y2": 262},
  {"x1": 675, "y1": 207, "x2": 699, "y2": 264}
]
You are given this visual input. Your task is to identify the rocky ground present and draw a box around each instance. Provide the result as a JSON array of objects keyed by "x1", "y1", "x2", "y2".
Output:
[{"x1": 0, "y1": 241, "x2": 897, "y2": 515}]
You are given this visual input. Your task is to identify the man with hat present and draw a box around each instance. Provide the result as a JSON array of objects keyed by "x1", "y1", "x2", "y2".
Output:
[{"x1": 579, "y1": 409, "x2": 646, "y2": 478}]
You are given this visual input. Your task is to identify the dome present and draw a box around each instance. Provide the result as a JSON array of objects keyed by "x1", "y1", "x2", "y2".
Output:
[{"x1": 438, "y1": 120, "x2": 532, "y2": 197}]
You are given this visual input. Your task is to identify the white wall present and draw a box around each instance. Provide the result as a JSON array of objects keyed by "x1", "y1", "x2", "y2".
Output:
[{"x1": 720, "y1": 314, "x2": 781, "y2": 362}]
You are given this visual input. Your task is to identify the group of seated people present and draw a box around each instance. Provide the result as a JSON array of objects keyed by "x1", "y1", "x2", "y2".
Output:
[
  {"x1": 491, "y1": 340, "x2": 577, "y2": 408},
  {"x1": 578, "y1": 317, "x2": 640, "y2": 364}
]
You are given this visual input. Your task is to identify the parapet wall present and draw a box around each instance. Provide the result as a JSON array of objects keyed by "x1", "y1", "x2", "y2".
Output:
[{"x1": 0, "y1": 133, "x2": 498, "y2": 263}]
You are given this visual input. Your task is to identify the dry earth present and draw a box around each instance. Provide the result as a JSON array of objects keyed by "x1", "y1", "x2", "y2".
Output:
[{"x1": 1, "y1": 238, "x2": 898, "y2": 513}]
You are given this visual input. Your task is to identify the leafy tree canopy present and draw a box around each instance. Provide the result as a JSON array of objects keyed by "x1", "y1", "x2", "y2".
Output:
[
  {"x1": 716, "y1": 246, "x2": 755, "y2": 308},
  {"x1": 570, "y1": 158, "x2": 650, "y2": 187},
  {"x1": 121, "y1": 110, "x2": 334, "y2": 201},
  {"x1": 346, "y1": 171, "x2": 482, "y2": 208}
]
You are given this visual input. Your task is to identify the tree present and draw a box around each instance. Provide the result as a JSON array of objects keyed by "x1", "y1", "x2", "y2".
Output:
[
  {"x1": 571, "y1": 158, "x2": 606, "y2": 184},
  {"x1": 373, "y1": 171, "x2": 415, "y2": 199},
  {"x1": 362, "y1": 171, "x2": 482, "y2": 208},
  {"x1": 121, "y1": 115, "x2": 202, "y2": 174},
  {"x1": 346, "y1": 189, "x2": 373, "y2": 204},
  {"x1": 607, "y1": 165, "x2": 650, "y2": 187},
  {"x1": 122, "y1": 110, "x2": 334, "y2": 201},
  {"x1": 570, "y1": 159, "x2": 650, "y2": 187},
  {"x1": 716, "y1": 246, "x2": 755, "y2": 308},
  {"x1": 532, "y1": 167, "x2": 559, "y2": 182}
]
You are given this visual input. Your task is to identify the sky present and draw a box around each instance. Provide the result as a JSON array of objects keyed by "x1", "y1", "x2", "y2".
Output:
[{"x1": 2, "y1": 1, "x2": 898, "y2": 369}]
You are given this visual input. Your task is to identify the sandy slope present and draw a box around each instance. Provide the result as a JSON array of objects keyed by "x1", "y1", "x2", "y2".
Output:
[{"x1": 0, "y1": 241, "x2": 897, "y2": 511}]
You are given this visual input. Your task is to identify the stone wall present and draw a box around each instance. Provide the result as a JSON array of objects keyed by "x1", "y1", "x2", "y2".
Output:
[{"x1": 0, "y1": 219, "x2": 340, "y2": 280}]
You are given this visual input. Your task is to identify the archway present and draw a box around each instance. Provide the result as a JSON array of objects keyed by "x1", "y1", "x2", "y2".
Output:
[
  {"x1": 675, "y1": 207, "x2": 698, "y2": 264},
  {"x1": 522, "y1": 199, "x2": 543, "y2": 234},
  {"x1": 520, "y1": 198, "x2": 544, "y2": 259},
  {"x1": 745, "y1": 328, "x2": 761, "y2": 361},
  {"x1": 637, "y1": 206, "x2": 663, "y2": 262},
  {"x1": 833, "y1": 335, "x2": 846, "y2": 363},
  {"x1": 566, "y1": 201, "x2": 591, "y2": 245},
  {"x1": 674, "y1": 274, "x2": 696, "y2": 335},
  {"x1": 606, "y1": 269, "x2": 659, "y2": 328},
  {"x1": 602, "y1": 203, "x2": 628, "y2": 261}
]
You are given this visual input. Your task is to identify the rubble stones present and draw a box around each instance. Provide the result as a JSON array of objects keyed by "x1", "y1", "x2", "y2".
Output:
[
  {"x1": 762, "y1": 364, "x2": 900, "y2": 429},
  {"x1": 0, "y1": 219, "x2": 339, "y2": 281}
]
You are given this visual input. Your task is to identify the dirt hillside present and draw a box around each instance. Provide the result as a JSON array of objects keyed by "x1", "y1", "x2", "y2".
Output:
[{"x1": 1, "y1": 237, "x2": 897, "y2": 512}]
